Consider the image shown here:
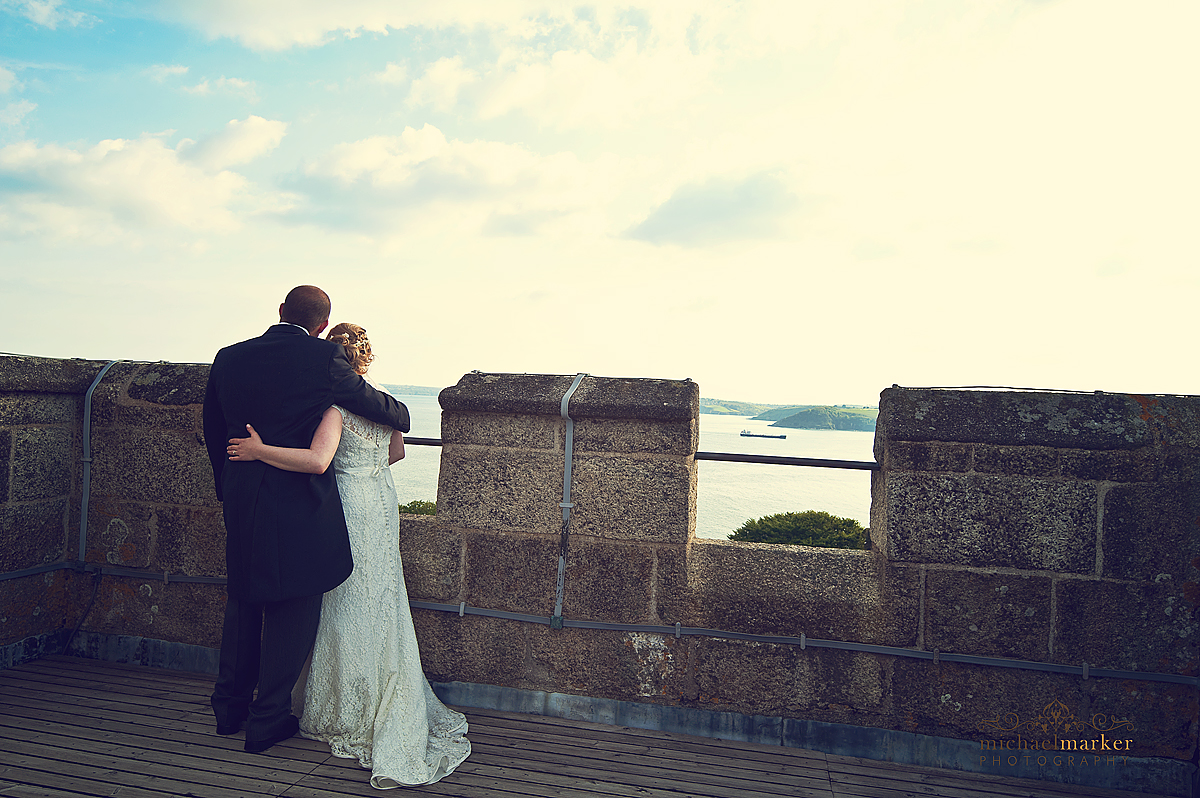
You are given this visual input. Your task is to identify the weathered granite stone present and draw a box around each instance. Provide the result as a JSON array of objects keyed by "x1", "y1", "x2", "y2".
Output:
[
  {"x1": 570, "y1": 455, "x2": 694, "y2": 544},
  {"x1": 10, "y1": 427, "x2": 72, "y2": 501},
  {"x1": 81, "y1": 361, "x2": 143, "y2": 427},
  {"x1": 116, "y1": 404, "x2": 201, "y2": 432},
  {"x1": 883, "y1": 473, "x2": 1097, "y2": 572},
  {"x1": 1054, "y1": 579, "x2": 1197, "y2": 674},
  {"x1": 398, "y1": 516, "x2": 462, "y2": 603},
  {"x1": 0, "y1": 393, "x2": 79, "y2": 426},
  {"x1": 560, "y1": 537, "x2": 654, "y2": 624},
  {"x1": 973, "y1": 445, "x2": 1059, "y2": 478},
  {"x1": 0, "y1": 356, "x2": 111, "y2": 394},
  {"x1": 1102, "y1": 482, "x2": 1200, "y2": 582},
  {"x1": 0, "y1": 428, "x2": 10, "y2": 503},
  {"x1": 891, "y1": 659, "x2": 1194, "y2": 760},
  {"x1": 690, "y1": 640, "x2": 889, "y2": 721},
  {"x1": 90, "y1": 428, "x2": 218, "y2": 508},
  {"x1": 653, "y1": 543, "x2": 690, "y2": 625},
  {"x1": 1059, "y1": 448, "x2": 1160, "y2": 483},
  {"x1": 464, "y1": 531, "x2": 557, "y2": 616},
  {"x1": 440, "y1": 372, "x2": 698, "y2": 423},
  {"x1": 886, "y1": 442, "x2": 972, "y2": 472},
  {"x1": 80, "y1": 580, "x2": 224, "y2": 649},
  {"x1": 0, "y1": 498, "x2": 68, "y2": 573},
  {"x1": 574, "y1": 417, "x2": 698, "y2": 457},
  {"x1": 876, "y1": 389, "x2": 1160, "y2": 461},
  {"x1": 440, "y1": 411, "x2": 559, "y2": 449},
  {"x1": 410, "y1": 611, "x2": 528, "y2": 686},
  {"x1": 82, "y1": 502, "x2": 225, "y2": 575},
  {"x1": 125, "y1": 363, "x2": 209, "y2": 406},
  {"x1": 437, "y1": 446, "x2": 562, "y2": 533},
  {"x1": 925, "y1": 570, "x2": 1052, "y2": 661},
  {"x1": 0, "y1": 570, "x2": 83, "y2": 644},
  {"x1": 682, "y1": 539, "x2": 919, "y2": 646}
]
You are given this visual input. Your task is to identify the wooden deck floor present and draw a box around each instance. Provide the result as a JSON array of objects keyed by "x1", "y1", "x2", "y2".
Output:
[{"x1": 0, "y1": 656, "x2": 1170, "y2": 798}]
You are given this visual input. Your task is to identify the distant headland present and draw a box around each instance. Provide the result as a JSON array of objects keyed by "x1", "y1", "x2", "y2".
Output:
[{"x1": 701, "y1": 398, "x2": 878, "y2": 431}]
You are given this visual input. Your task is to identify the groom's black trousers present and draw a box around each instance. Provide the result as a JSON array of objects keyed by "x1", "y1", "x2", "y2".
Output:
[{"x1": 211, "y1": 593, "x2": 322, "y2": 738}]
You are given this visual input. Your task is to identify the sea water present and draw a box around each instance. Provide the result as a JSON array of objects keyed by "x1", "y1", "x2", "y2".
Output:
[{"x1": 387, "y1": 393, "x2": 876, "y2": 541}]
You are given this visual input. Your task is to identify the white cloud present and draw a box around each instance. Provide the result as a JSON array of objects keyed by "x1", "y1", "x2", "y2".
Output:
[
  {"x1": 0, "y1": 134, "x2": 293, "y2": 242},
  {"x1": 407, "y1": 57, "x2": 477, "y2": 112},
  {"x1": 298, "y1": 124, "x2": 627, "y2": 237},
  {"x1": 0, "y1": 99, "x2": 36, "y2": 126},
  {"x1": 2, "y1": 0, "x2": 93, "y2": 29},
  {"x1": 372, "y1": 62, "x2": 406, "y2": 86},
  {"x1": 0, "y1": 67, "x2": 19, "y2": 94},
  {"x1": 180, "y1": 115, "x2": 288, "y2": 170},
  {"x1": 183, "y1": 76, "x2": 258, "y2": 101},
  {"x1": 147, "y1": 64, "x2": 189, "y2": 83},
  {"x1": 627, "y1": 173, "x2": 800, "y2": 246}
]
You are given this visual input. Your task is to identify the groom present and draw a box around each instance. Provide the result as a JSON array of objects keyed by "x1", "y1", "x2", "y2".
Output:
[{"x1": 203, "y1": 285, "x2": 410, "y2": 753}]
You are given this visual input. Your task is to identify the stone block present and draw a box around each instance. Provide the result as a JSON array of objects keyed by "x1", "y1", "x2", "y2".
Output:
[
  {"x1": 436, "y1": 446, "x2": 562, "y2": 533},
  {"x1": 0, "y1": 570, "x2": 89, "y2": 644},
  {"x1": 682, "y1": 539, "x2": 919, "y2": 646},
  {"x1": 0, "y1": 499, "x2": 68, "y2": 573},
  {"x1": 1054, "y1": 579, "x2": 1197, "y2": 674},
  {"x1": 926, "y1": 571, "x2": 1052, "y2": 661},
  {"x1": 653, "y1": 543, "x2": 690, "y2": 624},
  {"x1": 973, "y1": 445, "x2": 1059, "y2": 478},
  {"x1": 574, "y1": 417, "x2": 697, "y2": 457},
  {"x1": 398, "y1": 516, "x2": 462, "y2": 602},
  {"x1": 440, "y1": 411, "x2": 559, "y2": 449},
  {"x1": 891, "y1": 659, "x2": 1195, "y2": 761},
  {"x1": 1059, "y1": 448, "x2": 1159, "y2": 483},
  {"x1": 465, "y1": 531, "x2": 557, "y2": 616},
  {"x1": 0, "y1": 393, "x2": 79, "y2": 426},
  {"x1": 440, "y1": 372, "x2": 698, "y2": 423},
  {"x1": 886, "y1": 442, "x2": 972, "y2": 472},
  {"x1": 90, "y1": 427, "x2": 219, "y2": 508},
  {"x1": 1102, "y1": 483, "x2": 1200, "y2": 582},
  {"x1": 882, "y1": 473, "x2": 1097, "y2": 572},
  {"x1": 410, "y1": 611, "x2": 529, "y2": 686},
  {"x1": 876, "y1": 389, "x2": 1161, "y2": 461},
  {"x1": 81, "y1": 501, "x2": 226, "y2": 575},
  {"x1": 82, "y1": 361, "x2": 144, "y2": 427},
  {"x1": 125, "y1": 363, "x2": 209, "y2": 406},
  {"x1": 570, "y1": 454, "x2": 695, "y2": 544},
  {"x1": 690, "y1": 639, "x2": 889, "y2": 722},
  {"x1": 0, "y1": 428, "x2": 9, "y2": 503},
  {"x1": 0, "y1": 356, "x2": 111, "y2": 394},
  {"x1": 116, "y1": 404, "x2": 202, "y2": 432},
  {"x1": 10, "y1": 427, "x2": 73, "y2": 501},
  {"x1": 560, "y1": 537, "x2": 654, "y2": 624},
  {"x1": 82, "y1": 579, "x2": 225, "y2": 649}
]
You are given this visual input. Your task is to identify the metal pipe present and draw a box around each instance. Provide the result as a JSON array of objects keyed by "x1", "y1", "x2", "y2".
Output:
[
  {"x1": 551, "y1": 373, "x2": 587, "y2": 629},
  {"x1": 78, "y1": 360, "x2": 120, "y2": 563}
]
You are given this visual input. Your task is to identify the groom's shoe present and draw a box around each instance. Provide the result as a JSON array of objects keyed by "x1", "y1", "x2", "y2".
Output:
[
  {"x1": 215, "y1": 718, "x2": 244, "y2": 736},
  {"x1": 244, "y1": 715, "x2": 300, "y2": 754}
]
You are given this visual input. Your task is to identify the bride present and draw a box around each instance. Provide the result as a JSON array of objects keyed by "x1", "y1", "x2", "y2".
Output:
[{"x1": 226, "y1": 322, "x2": 471, "y2": 788}]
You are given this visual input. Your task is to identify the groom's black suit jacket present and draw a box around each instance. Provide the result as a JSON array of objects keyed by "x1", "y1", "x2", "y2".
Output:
[{"x1": 204, "y1": 324, "x2": 410, "y2": 604}]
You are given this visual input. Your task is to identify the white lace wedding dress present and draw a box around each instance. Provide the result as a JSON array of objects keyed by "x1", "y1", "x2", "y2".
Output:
[{"x1": 298, "y1": 403, "x2": 471, "y2": 789}]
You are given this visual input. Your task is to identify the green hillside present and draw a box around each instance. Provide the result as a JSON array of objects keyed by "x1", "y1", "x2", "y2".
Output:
[{"x1": 768, "y1": 406, "x2": 877, "y2": 431}]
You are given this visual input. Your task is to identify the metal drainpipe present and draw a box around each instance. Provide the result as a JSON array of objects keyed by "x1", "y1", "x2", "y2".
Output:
[
  {"x1": 550, "y1": 373, "x2": 587, "y2": 630},
  {"x1": 77, "y1": 360, "x2": 120, "y2": 565}
]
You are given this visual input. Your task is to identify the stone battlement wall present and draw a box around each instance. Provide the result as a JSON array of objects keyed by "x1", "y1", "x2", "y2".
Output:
[{"x1": 0, "y1": 356, "x2": 1196, "y2": 794}]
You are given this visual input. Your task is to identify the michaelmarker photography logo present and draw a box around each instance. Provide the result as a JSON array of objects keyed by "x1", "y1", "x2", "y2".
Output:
[{"x1": 979, "y1": 699, "x2": 1136, "y2": 768}]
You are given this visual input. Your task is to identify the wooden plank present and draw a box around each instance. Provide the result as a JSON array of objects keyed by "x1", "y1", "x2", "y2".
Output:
[
  {"x1": 465, "y1": 715, "x2": 830, "y2": 778},
  {"x1": 826, "y1": 754, "x2": 1167, "y2": 798}
]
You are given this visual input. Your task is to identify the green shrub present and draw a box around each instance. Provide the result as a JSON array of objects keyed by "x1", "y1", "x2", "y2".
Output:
[
  {"x1": 398, "y1": 500, "x2": 437, "y2": 515},
  {"x1": 728, "y1": 510, "x2": 867, "y2": 549}
]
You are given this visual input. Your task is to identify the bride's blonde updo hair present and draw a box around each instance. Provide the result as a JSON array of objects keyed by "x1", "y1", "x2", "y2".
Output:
[{"x1": 327, "y1": 322, "x2": 375, "y2": 375}]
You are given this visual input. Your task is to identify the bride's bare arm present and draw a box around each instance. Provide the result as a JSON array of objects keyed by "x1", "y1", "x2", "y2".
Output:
[
  {"x1": 227, "y1": 407, "x2": 343, "y2": 474},
  {"x1": 388, "y1": 429, "x2": 405, "y2": 465}
]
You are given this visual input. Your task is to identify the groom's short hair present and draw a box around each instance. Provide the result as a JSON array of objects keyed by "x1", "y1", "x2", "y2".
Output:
[{"x1": 280, "y1": 285, "x2": 331, "y2": 333}]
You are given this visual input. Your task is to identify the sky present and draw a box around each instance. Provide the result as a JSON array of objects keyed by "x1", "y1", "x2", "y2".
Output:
[{"x1": 1, "y1": 0, "x2": 1196, "y2": 407}]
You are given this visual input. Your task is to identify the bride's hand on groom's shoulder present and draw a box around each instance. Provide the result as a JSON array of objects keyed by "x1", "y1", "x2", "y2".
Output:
[{"x1": 227, "y1": 424, "x2": 263, "y2": 461}]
